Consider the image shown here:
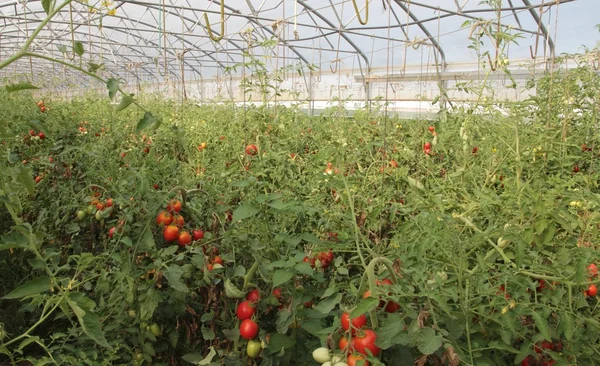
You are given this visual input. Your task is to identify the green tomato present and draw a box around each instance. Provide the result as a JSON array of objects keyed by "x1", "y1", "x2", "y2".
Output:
[
  {"x1": 76, "y1": 210, "x2": 87, "y2": 221},
  {"x1": 86, "y1": 205, "x2": 95, "y2": 214},
  {"x1": 246, "y1": 340, "x2": 262, "y2": 358},
  {"x1": 95, "y1": 210, "x2": 103, "y2": 221},
  {"x1": 128, "y1": 309, "x2": 136, "y2": 318},
  {"x1": 134, "y1": 352, "x2": 144, "y2": 361},
  {"x1": 149, "y1": 323, "x2": 161, "y2": 337}
]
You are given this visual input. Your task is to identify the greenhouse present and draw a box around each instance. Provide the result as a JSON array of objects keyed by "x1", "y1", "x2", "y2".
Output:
[{"x1": 1, "y1": 0, "x2": 600, "y2": 365}]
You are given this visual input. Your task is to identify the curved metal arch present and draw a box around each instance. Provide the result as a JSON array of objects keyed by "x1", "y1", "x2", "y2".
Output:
[
  {"x1": 0, "y1": 26, "x2": 158, "y2": 80},
  {"x1": 296, "y1": 0, "x2": 370, "y2": 69},
  {"x1": 392, "y1": 0, "x2": 446, "y2": 66},
  {"x1": 521, "y1": 0, "x2": 555, "y2": 57}
]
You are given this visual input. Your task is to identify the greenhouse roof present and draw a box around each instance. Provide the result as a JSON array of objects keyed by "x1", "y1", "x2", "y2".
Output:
[{"x1": 0, "y1": 0, "x2": 598, "y2": 83}]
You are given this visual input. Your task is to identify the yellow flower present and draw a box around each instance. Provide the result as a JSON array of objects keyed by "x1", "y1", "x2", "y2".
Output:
[
  {"x1": 501, "y1": 306, "x2": 509, "y2": 315},
  {"x1": 509, "y1": 300, "x2": 516, "y2": 309},
  {"x1": 107, "y1": 8, "x2": 116, "y2": 16}
]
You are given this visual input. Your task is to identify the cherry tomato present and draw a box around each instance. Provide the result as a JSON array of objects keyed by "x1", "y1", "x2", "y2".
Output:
[
  {"x1": 586, "y1": 284, "x2": 598, "y2": 297},
  {"x1": 108, "y1": 227, "x2": 116, "y2": 238},
  {"x1": 192, "y1": 229, "x2": 204, "y2": 241},
  {"x1": 38, "y1": 132, "x2": 46, "y2": 140},
  {"x1": 245, "y1": 144, "x2": 259, "y2": 156},
  {"x1": 339, "y1": 336, "x2": 352, "y2": 352},
  {"x1": 246, "y1": 289, "x2": 260, "y2": 304},
  {"x1": 347, "y1": 354, "x2": 369, "y2": 366},
  {"x1": 424, "y1": 142, "x2": 431, "y2": 150},
  {"x1": 272, "y1": 288, "x2": 282, "y2": 299},
  {"x1": 166, "y1": 199, "x2": 182, "y2": 213},
  {"x1": 353, "y1": 329, "x2": 380, "y2": 357},
  {"x1": 213, "y1": 256, "x2": 223, "y2": 265},
  {"x1": 149, "y1": 323, "x2": 161, "y2": 337},
  {"x1": 588, "y1": 263, "x2": 598, "y2": 277},
  {"x1": 156, "y1": 211, "x2": 173, "y2": 226},
  {"x1": 340, "y1": 312, "x2": 367, "y2": 334},
  {"x1": 163, "y1": 225, "x2": 179, "y2": 242},
  {"x1": 178, "y1": 231, "x2": 192, "y2": 247},
  {"x1": 173, "y1": 215, "x2": 185, "y2": 227},
  {"x1": 236, "y1": 301, "x2": 256, "y2": 320},
  {"x1": 105, "y1": 198, "x2": 113, "y2": 207},
  {"x1": 239, "y1": 319, "x2": 259, "y2": 340},
  {"x1": 246, "y1": 340, "x2": 262, "y2": 358}
]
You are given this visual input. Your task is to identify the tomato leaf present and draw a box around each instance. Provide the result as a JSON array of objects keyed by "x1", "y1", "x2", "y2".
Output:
[
  {"x1": 266, "y1": 333, "x2": 296, "y2": 355},
  {"x1": 116, "y1": 94, "x2": 134, "y2": 112},
  {"x1": 87, "y1": 62, "x2": 104, "y2": 73},
  {"x1": 106, "y1": 78, "x2": 118, "y2": 100},
  {"x1": 232, "y1": 204, "x2": 260, "y2": 222},
  {"x1": 0, "y1": 231, "x2": 29, "y2": 251},
  {"x1": 313, "y1": 292, "x2": 342, "y2": 314},
  {"x1": 276, "y1": 309, "x2": 293, "y2": 333},
  {"x1": 182, "y1": 347, "x2": 216, "y2": 365},
  {"x1": 416, "y1": 327, "x2": 442, "y2": 355},
  {"x1": 530, "y1": 310, "x2": 551, "y2": 340},
  {"x1": 272, "y1": 269, "x2": 294, "y2": 287},
  {"x1": 5, "y1": 82, "x2": 40, "y2": 93},
  {"x1": 136, "y1": 112, "x2": 162, "y2": 133},
  {"x1": 73, "y1": 41, "x2": 85, "y2": 56},
  {"x1": 224, "y1": 278, "x2": 245, "y2": 298},
  {"x1": 41, "y1": 0, "x2": 52, "y2": 15},
  {"x1": 163, "y1": 264, "x2": 188, "y2": 292},
  {"x1": 2, "y1": 277, "x2": 52, "y2": 299},
  {"x1": 15, "y1": 166, "x2": 35, "y2": 195},
  {"x1": 139, "y1": 287, "x2": 161, "y2": 321},
  {"x1": 561, "y1": 312, "x2": 575, "y2": 341},
  {"x1": 350, "y1": 297, "x2": 379, "y2": 318},
  {"x1": 66, "y1": 293, "x2": 111, "y2": 348}
]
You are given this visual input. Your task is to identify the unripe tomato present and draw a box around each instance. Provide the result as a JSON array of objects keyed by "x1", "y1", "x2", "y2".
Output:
[
  {"x1": 76, "y1": 210, "x2": 87, "y2": 221},
  {"x1": 163, "y1": 225, "x2": 179, "y2": 242},
  {"x1": 236, "y1": 301, "x2": 256, "y2": 320},
  {"x1": 149, "y1": 323, "x2": 161, "y2": 337},
  {"x1": 239, "y1": 319, "x2": 259, "y2": 340},
  {"x1": 247, "y1": 340, "x2": 262, "y2": 358},
  {"x1": 340, "y1": 312, "x2": 367, "y2": 334},
  {"x1": 312, "y1": 347, "x2": 331, "y2": 363}
]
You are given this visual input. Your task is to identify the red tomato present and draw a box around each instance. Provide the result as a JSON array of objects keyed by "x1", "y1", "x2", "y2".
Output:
[
  {"x1": 156, "y1": 211, "x2": 173, "y2": 226},
  {"x1": 34, "y1": 176, "x2": 42, "y2": 184},
  {"x1": 245, "y1": 144, "x2": 259, "y2": 156},
  {"x1": 340, "y1": 312, "x2": 367, "y2": 334},
  {"x1": 588, "y1": 263, "x2": 598, "y2": 277},
  {"x1": 96, "y1": 203, "x2": 105, "y2": 211},
  {"x1": 213, "y1": 256, "x2": 223, "y2": 265},
  {"x1": 207, "y1": 263, "x2": 214, "y2": 271},
  {"x1": 272, "y1": 288, "x2": 282, "y2": 299},
  {"x1": 36, "y1": 101, "x2": 44, "y2": 107},
  {"x1": 173, "y1": 215, "x2": 185, "y2": 228},
  {"x1": 353, "y1": 329, "x2": 380, "y2": 357},
  {"x1": 236, "y1": 301, "x2": 256, "y2": 320},
  {"x1": 428, "y1": 126, "x2": 435, "y2": 132},
  {"x1": 339, "y1": 336, "x2": 351, "y2": 352},
  {"x1": 424, "y1": 142, "x2": 431, "y2": 150},
  {"x1": 586, "y1": 284, "x2": 598, "y2": 297},
  {"x1": 573, "y1": 164, "x2": 580, "y2": 173},
  {"x1": 389, "y1": 160, "x2": 398, "y2": 168},
  {"x1": 29, "y1": 129, "x2": 36, "y2": 136},
  {"x1": 239, "y1": 319, "x2": 259, "y2": 340},
  {"x1": 40, "y1": 106, "x2": 46, "y2": 113},
  {"x1": 537, "y1": 279, "x2": 547, "y2": 291},
  {"x1": 521, "y1": 356, "x2": 534, "y2": 366},
  {"x1": 246, "y1": 289, "x2": 260, "y2": 304},
  {"x1": 178, "y1": 231, "x2": 192, "y2": 247},
  {"x1": 472, "y1": 146, "x2": 479, "y2": 155},
  {"x1": 347, "y1": 354, "x2": 369, "y2": 366},
  {"x1": 105, "y1": 198, "x2": 113, "y2": 208},
  {"x1": 167, "y1": 200, "x2": 182, "y2": 213},
  {"x1": 108, "y1": 227, "x2": 116, "y2": 238},
  {"x1": 153, "y1": 183, "x2": 159, "y2": 190},
  {"x1": 424, "y1": 147, "x2": 432, "y2": 155},
  {"x1": 192, "y1": 229, "x2": 204, "y2": 241},
  {"x1": 163, "y1": 225, "x2": 179, "y2": 242},
  {"x1": 38, "y1": 132, "x2": 46, "y2": 140}
]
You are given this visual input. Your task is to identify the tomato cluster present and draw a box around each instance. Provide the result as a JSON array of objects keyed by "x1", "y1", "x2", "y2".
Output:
[
  {"x1": 337, "y1": 312, "x2": 379, "y2": 365},
  {"x1": 362, "y1": 278, "x2": 400, "y2": 313},
  {"x1": 585, "y1": 263, "x2": 598, "y2": 296},
  {"x1": 303, "y1": 250, "x2": 335, "y2": 270},
  {"x1": 36, "y1": 100, "x2": 47, "y2": 113}
]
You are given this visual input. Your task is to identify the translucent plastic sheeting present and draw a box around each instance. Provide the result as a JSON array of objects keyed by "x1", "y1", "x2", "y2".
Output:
[{"x1": 0, "y1": 0, "x2": 598, "y2": 86}]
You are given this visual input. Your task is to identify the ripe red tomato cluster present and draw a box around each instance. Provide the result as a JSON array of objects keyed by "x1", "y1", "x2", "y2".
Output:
[
  {"x1": 585, "y1": 263, "x2": 598, "y2": 296},
  {"x1": 157, "y1": 199, "x2": 204, "y2": 248},
  {"x1": 237, "y1": 289, "x2": 261, "y2": 340},
  {"x1": 303, "y1": 250, "x2": 334, "y2": 269},
  {"x1": 362, "y1": 278, "x2": 400, "y2": 313},
  {"x1": 338, "y1": 312, "x2": 380, "y2": 364},
  {"x1": 423, "y1": 142, "x2": 432, "y2": 155},
  {"x1": 36, "y1": 100, "x2": 46, "y2": 113},
  {"x1": 24, "y1": 129, "x2": 46, "y2": 143}
]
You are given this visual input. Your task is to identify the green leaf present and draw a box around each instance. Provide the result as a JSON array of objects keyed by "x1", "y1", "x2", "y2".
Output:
[
  {"x1": 57, "y1": 44, "x2": 67, "y2": 53},
  {"x1": 0, "y1": 231, "x2": 29, "y2": 251},
  {"x1": 136, "y1": 112, "x2": 162, "y2": 133},
  {"x1": 116, "y1": 94, "x2": 134, "y2": 112},
  {"x1": 350, "y1": 297, "x2": 379, "y2": 318},
  {"x1": 272, "y1": 269, "x2": 294, "y2": 287},
  {"x1": 562, "y1": 312, "x2": 574, "y2": 341},
  {"x1": 293, "y1": 262, "x2": 313, "y2": 276},
  {"x1": 87, "y1": 62, "x2": 104, "y2": 73},
  {"x1": 313, "y1": 292, "x2": 342, "y2": 314},
  {"x1": 41, "y1": 0, "x2": 52, "y2": 14},
  {"x1": 201, "y1": 325, "x2": 215, "y2": 340},
  {"x1": 163, "y1": 264, "x2": 188, "y2": 292},
  {"x1": 531, "y1": 310, "x2": 551, "y2": 340},
  {"x1": 139, "y1": 287, "x2": 161, "y2": 321},
  {"x1": 224, "y1": 278, "x2": 245, "y2": 298},
  {"x1": 140, "y1": 224, "x2": 155, "y2": 250},
  {"x1": 276, "y1": 309, "x2": 293, "y2": 334},
  {"x1": 15, "y1": 166, "x2": 35, "y2": 195},
  {"x1": 416, "y1": 327, "x2": 442, "y2": 355},
  {"x1": 66, "y1": 293, "x2": 111, "y2": 348},
  {"x1": 266, "y1": 333, "x2": 296, "y2": 355},
  {"x1": 182, "y1": 347, "x2": 216, "y2": 365},
  {"x1": 106, "y1": 78, "x2": 119, "y2": 100},
  {"x1": 232, "y1": 204, "x2": 260, "y2": 222},
  {"x1": 200, "y1": 311, "x2": 214, "y2": 323},
  {"x1": 73, "y1": 41, "x2": 85, "y2": 56},
  {"x1": 2, "y1": 277, "x2": 52, "y2": 299},
  {"x1": 5, "y1": 82, "x2": 40, "y2": 93},
  {"x1": 487, "y1": 341, "x2": 518, "y2": 353}
]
